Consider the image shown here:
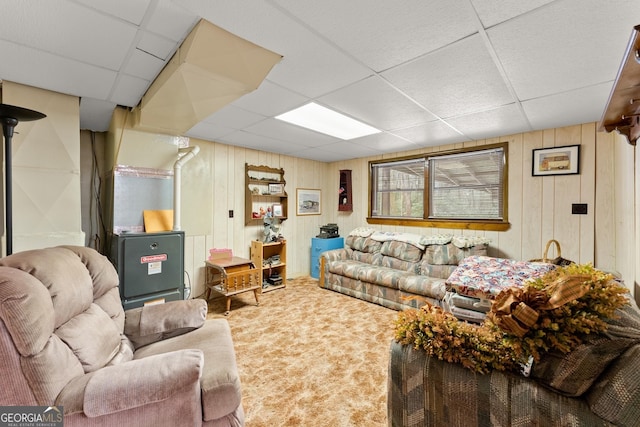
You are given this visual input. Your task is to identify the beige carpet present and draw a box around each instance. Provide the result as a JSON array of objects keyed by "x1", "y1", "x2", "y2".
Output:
[{"x1": 207, "y1": 277, "x2": 398, "y2": 427}]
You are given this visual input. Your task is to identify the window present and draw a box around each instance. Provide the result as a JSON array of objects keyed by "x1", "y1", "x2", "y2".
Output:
[
  {"x1": 370, "y1": 158, "x2": 425, "y2": 218},
  {"x1": 368, "y1": 143, "x2": 508, "y2": 231},
  {"x1": 428, "y1": 147, "x2": 504, "y2": 220}
]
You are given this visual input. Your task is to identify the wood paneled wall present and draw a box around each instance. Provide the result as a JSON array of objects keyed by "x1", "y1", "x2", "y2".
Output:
[{"x1": 103, "y1": 113, "x2": 638, "y2": 300}]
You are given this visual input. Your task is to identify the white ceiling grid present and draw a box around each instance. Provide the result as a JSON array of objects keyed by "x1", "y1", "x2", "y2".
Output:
[{"x1": 0, "y1": 0, "x2": 637, "y2": 161}]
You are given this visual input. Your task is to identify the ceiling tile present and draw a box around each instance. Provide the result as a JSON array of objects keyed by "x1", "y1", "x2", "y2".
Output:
[
  {"x1": 445, "y1": 104, "x2": 531, "y2": 140},
  {"x1": 245, "y1": 119, "x2": 339, "y2": 148},
  {"x1": 350, "y1": 132, "x2": 419, "y2": 154},
  {"x1": 79, "y1": 97, "x2": 116, "y2": 131},
  {"x1": 318, "y1": 76, "x2": 438, "y2": 131},
  {"x1": 273, "y1": 0, "x2": 479, "y2": 72},
  {"x1": 218, "y1": 130, "x2": 299, "y2": 154},
  {"x1": 185, "y1": 121, "x2": 235, "y2": 141},
  {"x1": 123, "y1": 48, "x2": 166, "y2": 81},
  {"x1": 74, "y1": 0, "x2": 152, "y2": 25},
  {"x1": 137, "y1": 31, "x2": 180, "y2": 61},
  {"x1": 0, "y1": 0, "x2": 138, "y2": 70},
  {"x1": 392, "y1": 120, "x2": 469, "y2": 147},
  {"x1": 0, "y1": 39, "x2": 117, "y2": 100},
  {"x1": 199, "y1": 105, "x2": 266, "y2": 129},
  {"x1": 470, "y1": 0, "x2": 556, "y2": 28},
  {"x1": 145, "y1": 0, "x2": 200, "y2": 42},
  {"x1": 265, "y1": 38, "x2": 373, "y2": 98},
  {"x1": 231, "y1": 80, "x2": 308, "y2": 116},
  {"x1": 382, "y1": 34, "x2": 514, "y2": 118},
  {"x1": 487, "y1": 0, "x2": 640, "y2": 101},
  {"x1": 109, "y1": 74, "x2": 150, "y2": 107},
  {"x1": 289, "y1": 141, "x2": 384, "y2": 162},
  {"x1": 522, "y1": 83, "x2": 613, "y2": 131}
]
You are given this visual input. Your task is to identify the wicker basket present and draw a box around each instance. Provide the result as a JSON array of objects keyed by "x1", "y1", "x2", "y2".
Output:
[{"x1": 530, "y1": 239, "x2": 574, "y2": 266}]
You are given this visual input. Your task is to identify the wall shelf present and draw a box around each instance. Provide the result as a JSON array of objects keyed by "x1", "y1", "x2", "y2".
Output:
[
  {"x1": 599, "y1": 24, "x2": 640, "y2": 145},
  {"x1": 245, "y1": 163, "x2": 288, "y2": 225}
]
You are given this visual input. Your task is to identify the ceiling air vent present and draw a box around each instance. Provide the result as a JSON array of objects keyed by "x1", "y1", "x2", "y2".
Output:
[{"x1": 132, "y1": 18, "x2": 282, "y2": 135}]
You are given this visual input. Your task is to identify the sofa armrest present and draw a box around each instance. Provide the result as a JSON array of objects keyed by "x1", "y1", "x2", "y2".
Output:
[
  {"x1": 320, "y1": 248, "x2": 348, "y2": 262},
  {"x1": 124, "y1": 299, "x2": 207, "y2": 349},
  {"x1": 388, "y1": 341, "x2": 605, "y2": 426},
  {"x1": 56, "y1": 349, "x2": 203, "y2": 418},
  {"x1": 84, "y1": 349, "x2": 203, "y2": 417}
]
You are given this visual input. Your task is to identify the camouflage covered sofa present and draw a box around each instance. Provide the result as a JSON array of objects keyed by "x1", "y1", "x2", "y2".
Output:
[
  {"x1": 319, "y1": 227, "x2": 490, "y2": 311},
  {"x1": 388, "y1": 296, "x2": 640, "y2": 427}
]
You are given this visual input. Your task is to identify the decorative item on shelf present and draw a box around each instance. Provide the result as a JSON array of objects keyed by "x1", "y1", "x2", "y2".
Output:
[
  {"x1": 267, "y1": 273, "x2": 283, "y2": 286},
  {"x1": 269, "y1": 183, "x2": 284, "y2": 194},
  {"x1": 262, "y1": 208, "x2": 282, "y2": 243},
  {"x1": 246, "y1": 163, "x2": 288, "y2": 225},
  {"x1": 272, "y1": 203, "x2": 283, "y2": 217}
]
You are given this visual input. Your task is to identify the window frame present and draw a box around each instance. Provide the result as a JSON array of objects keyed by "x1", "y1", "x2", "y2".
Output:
[{"x1": 367, "y1": 142, "x2": 509, "y2": 231}]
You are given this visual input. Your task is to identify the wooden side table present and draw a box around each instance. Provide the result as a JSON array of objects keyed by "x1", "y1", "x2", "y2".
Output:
[{"x1": 204, "y1": 256, "x2": 261, "y2": 315}]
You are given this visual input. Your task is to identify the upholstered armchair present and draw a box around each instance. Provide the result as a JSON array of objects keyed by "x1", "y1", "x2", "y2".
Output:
[{"x1": 0, "y1": 245, "x2": 244, "y2": 426}]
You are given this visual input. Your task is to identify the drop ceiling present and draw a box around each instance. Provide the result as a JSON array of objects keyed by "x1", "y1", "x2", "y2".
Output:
[{"x1": 0, "y1": 0, "x2": 637, "y2": 162}]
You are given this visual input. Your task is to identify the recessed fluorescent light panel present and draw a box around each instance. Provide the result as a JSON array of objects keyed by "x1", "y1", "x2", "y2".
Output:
[{"x1": 275, "y1": 102, "x2": 381, "y2": 140}]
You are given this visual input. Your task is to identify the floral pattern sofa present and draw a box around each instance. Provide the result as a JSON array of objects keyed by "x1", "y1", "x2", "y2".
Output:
[{"x1": 319, "y1": 228, "x2": 490, "y2": 311}]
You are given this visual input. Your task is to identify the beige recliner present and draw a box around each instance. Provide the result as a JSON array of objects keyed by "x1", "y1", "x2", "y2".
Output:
[{"x1": 0, "y1": 245, "x2": 244, "y2": 426}]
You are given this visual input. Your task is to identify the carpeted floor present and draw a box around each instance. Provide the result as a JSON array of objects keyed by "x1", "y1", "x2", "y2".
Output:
[{"x1": 207, "y1": 277, "x2": 398, "y2": 427}]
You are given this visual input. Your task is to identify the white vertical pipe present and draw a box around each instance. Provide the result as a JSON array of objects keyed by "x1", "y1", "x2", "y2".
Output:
[{"x1": 173, "y1": 145, "x2": 200, "y2": 231}]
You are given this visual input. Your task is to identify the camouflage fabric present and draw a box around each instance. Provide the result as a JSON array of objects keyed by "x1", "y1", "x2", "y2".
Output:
[
  {"x1": 587, "y1": 344, "x2": 640, "y2": 426},
  {"x1": 388, "y1": 341, "x2": 615, "y2": 427},
  {"x1": 531, "y1": 302, "x2": 640, "y2": 397}
]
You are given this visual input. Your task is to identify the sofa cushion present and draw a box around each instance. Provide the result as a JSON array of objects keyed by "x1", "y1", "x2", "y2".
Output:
[
  {"x1": 328, "y1": 260, "x2": 415, "y2": 290},
  {"x1": 379, "y1": 255, "x2": 418, "y2": 273},
  {"x1": 419, "y1": 263, "x2": 458, "y2": 280},
  {"x1": 0, "y1": 247, "x2": 95, "y2": 329},
  {"x1": 356, "y1": 265, "x2": 416, "y2": 290},
  {"x1": 56, "y1": 303, "x2": 122, "y2": 373},
  {"x1": 446, "y1": 256, "x2": 555, "y2": 300},
  {"x1": 398, "y1": 275, "x2": 447, "y2": 300},
  {"x1": 586, "y1": 344, "x2": 640, "y2": 426},
  {"x1": 380, "y1": 240, "x2": 423, "y2": 262},
  {"x1": 327, "y1": 260, "x2": 372, "y2": 282},
  {"x1": 531, "y1": 302, "x2": 640, "y2": 397},
  {"x1": 125, "y1": 299, "x2": 208, "y2": 349},
  {"x1": 350, "y1": 250, "x2": 379, "y2": 265},
  {"x1": 423, "y1": 242, "x2": 487, "y2": 265},
  {"x1": 345, "y1": 236, "x2": 382, "y2": 253}
]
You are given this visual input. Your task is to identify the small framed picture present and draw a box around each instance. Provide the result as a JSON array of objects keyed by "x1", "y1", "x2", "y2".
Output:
[
  {"x1": 296, "y1": 188, "x2": 321, "y2": 215},
  {"x1": 532, "y1": 145, "x2": 580, "y2": 176},
  {"x1": 272, "y1": 203, "x2": 283, "y2": 217},
  {"x1": 269, "y1": 183, "x2": 284, "y2": 194}
]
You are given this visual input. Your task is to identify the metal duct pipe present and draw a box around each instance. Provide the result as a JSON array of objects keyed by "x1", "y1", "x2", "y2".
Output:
[{"x1": 173, "y1": 145, "x2": 200, "y2": 231}]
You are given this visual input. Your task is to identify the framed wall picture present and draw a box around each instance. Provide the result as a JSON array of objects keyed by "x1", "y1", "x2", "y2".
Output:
[
  {"x1": 296, "y1": 188, "x2": 321, "y2": 215},
  {"x1": 269, "y1": 183, "x2": 284, "y2": 194},
  {"x1": 532, "y1": 145, "x2": 580, "y2": 176},
  {"x1": 272, "y1": 203, "x2": 283, "y2": 217}
]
